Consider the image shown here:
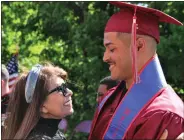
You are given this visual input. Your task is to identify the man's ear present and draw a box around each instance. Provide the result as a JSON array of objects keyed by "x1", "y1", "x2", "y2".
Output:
[{"x1": 136, "y1": 37, "x2": 146, "y2": 51}]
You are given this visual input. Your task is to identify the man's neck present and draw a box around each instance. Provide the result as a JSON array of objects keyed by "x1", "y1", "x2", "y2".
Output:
[
  {"x1": 125, "y1": 78, "x2": 133, "y2": 89},
  {"x1": 125, "y1": 54, "x2": 157, "y2": 89}
]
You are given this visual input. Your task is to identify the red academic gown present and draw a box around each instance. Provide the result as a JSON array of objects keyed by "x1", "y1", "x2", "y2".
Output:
[{"x1": 89, "y1": 82, "x2": 184, "y2": 140}]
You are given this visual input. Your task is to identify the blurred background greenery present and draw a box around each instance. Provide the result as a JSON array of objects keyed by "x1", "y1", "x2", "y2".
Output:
[{"x1": 1, "y1": 1, "x2": 184, "y2": 139}]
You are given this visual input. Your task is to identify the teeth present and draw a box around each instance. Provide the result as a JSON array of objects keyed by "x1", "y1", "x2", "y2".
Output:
[
  {"x1": 64, "y1": 100, "x2": 72, "y2": 106},
  {"x1": 109, "y1": 65, "x2": 114, "y2": 70}
]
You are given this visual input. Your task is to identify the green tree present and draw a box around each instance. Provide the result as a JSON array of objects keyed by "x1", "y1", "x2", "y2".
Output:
[{"x1": 2, "y1": 2, "x2": 184, "y2": 139}]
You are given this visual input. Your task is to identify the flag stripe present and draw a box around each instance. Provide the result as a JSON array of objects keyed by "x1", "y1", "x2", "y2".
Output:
[
  {"x1": 6, "y1": 54, "x2": 18, "y2": 91},
  {"x1": 9, "y1": 73, "x2": 19, "y2": 79},
  {"x1": 9, "y1": 77, "x2": 17, "y2": 86}
]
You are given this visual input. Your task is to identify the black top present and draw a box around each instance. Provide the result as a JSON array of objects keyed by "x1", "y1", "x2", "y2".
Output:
[{"x1": 28, "y1": 118, "x2": 66, "y2": 140}]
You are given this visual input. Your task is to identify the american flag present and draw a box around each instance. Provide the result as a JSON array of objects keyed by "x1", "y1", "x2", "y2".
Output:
[{"x1": 6, "y1": 53, "x2": 18, "y2": 91}]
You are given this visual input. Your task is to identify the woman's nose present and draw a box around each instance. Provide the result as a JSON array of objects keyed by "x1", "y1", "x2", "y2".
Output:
[{"x1": 66, "y1": 88, "x2": 73, "y2": 96}]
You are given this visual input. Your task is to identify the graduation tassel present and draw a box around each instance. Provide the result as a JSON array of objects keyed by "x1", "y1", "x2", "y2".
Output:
[{"x1": 131, "y1": 6, "x2": 140, "y2": 84}]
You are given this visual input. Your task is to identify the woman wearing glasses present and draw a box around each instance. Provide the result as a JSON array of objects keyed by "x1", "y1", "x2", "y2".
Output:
[{"x1": 2, "y1": 63, "x2": 73, "y2": 140}]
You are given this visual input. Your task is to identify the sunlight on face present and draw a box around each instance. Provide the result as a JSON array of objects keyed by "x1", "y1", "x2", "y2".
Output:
[
  {"x1": 103, "y1": 32, "x2": 132, "y2": 81},
  {"x1": 41, "y1": 76, "x2": 74, "y2": 119}
]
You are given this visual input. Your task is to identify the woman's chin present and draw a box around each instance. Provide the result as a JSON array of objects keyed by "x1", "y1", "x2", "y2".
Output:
[
  {"x1": 67, "y1": 108, "x2": 74, "y2": 115},
  {"x1": 62, "y1": 109, "x2": 74, "y2": 118}
]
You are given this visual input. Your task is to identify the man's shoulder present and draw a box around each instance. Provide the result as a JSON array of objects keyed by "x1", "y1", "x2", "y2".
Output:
[{"x1": 144, "y1": 85, "x2": 184, "y2": 118}]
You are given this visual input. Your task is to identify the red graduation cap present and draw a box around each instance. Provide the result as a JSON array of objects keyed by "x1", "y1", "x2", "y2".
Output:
[
  {"x1": 105, "y1": 2, "x2": 183, "y2": 83},
  {"x1": 105, "y1": 2, "x2": 183, "y2": 43}
]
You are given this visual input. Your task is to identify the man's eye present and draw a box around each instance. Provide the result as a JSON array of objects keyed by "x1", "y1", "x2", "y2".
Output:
[{"x1": 110, "y1": 48, "x2": 115, "y2": 52}]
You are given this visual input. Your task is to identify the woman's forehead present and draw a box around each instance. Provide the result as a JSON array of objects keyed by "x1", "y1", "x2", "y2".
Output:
[{"x1": 48, "y1": 77, "x2": 65, "y2": 89}]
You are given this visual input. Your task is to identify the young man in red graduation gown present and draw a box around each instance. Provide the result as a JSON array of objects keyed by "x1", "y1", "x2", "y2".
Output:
[{"x1": 89, "y1": 2, "x2": 184, "y2": 140}]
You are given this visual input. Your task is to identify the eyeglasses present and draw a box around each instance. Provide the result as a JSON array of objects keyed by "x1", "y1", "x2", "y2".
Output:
[{"x1": 49, "y1": 83, "x2": 68, "y2": 97}]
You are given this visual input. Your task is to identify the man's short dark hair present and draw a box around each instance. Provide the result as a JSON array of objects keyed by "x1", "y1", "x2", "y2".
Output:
[
  {"x1": 2, "y1": 64, "x2": 9, "y2": 82},
  {"x1": 99, "y1": 76, "x2": 120, "y2": 90}
]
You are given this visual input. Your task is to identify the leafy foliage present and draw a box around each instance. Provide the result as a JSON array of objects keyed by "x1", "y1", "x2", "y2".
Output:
[{"x1": 2, "y1": 1, "x2": 184, "y2": 139}]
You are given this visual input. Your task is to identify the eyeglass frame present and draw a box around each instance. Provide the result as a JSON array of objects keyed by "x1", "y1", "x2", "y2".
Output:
[{"x1": 49, "y1": 83, "x2": 68, "y2": 97}]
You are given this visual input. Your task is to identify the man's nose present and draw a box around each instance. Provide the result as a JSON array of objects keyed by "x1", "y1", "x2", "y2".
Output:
[{"x1": 103, "y1": 51, "x2": 110, "y2": 62}]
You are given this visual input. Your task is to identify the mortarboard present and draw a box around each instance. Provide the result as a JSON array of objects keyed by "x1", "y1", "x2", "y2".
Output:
[
  {"x1": 105, "y1": 1, "x2": 183, "y2": 43},
  {"x1": 105, "y1": 2, "x2": 183, "y2": 84}
]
